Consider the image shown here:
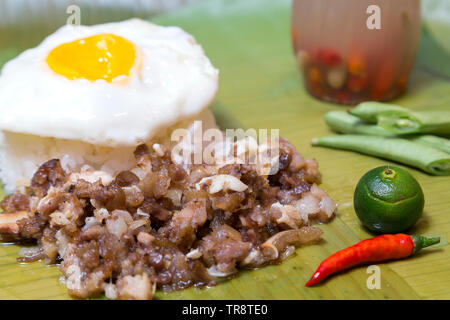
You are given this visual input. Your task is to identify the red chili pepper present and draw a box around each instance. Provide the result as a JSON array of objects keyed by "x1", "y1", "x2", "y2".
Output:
[
  {"x1": 347, "y1": 75, "x2": 367, "y2": 93},
  {"x1": 335, "y1": 91, "x2": 350, "y2": 104},
  {"x1": 397, "y1": 74, "x2": 409, "y2": 91},
  {"x1": 305, "y1": 234, "x2": 440, "y2": 287},
  {"x1": 370, "y1": 59, "x2": 396, "y2": 100},
  {"x1": 316, "y1": 48, "x2": 342, "y2": 67},
  {"x1": 347, "y1": 55, "x2": 365, "y2": 76}
]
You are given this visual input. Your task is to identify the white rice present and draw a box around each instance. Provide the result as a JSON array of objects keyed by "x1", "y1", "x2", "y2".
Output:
[
  {"x1": 0, "y1": 131, "x2": 136, "y2": 193},
  {"x1": 0, "y1": 109, "x2": 217, "y2": 194}
]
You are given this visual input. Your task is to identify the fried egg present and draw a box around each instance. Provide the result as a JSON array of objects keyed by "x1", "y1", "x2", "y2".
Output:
[{"x1": 0, "y1": 19, "x2": 219, "y2": 147}]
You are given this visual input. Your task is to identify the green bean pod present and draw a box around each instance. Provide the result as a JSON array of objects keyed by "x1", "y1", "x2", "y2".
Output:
[
  {"x1": 349, "y1": 101, "x2": 450, "y2": 135},
  {"x1": 407, "y1": 135, "x2": 450, "y2": 154},
  {"x1": 324, "y1": 111, "x2": 450, "y2": 154},
  {"x1": 378, "y1": 110, "x2": 450, "y2": 135},
  {"x1": 349, "y1": 102, "x2": 407, "y2": 123},
  {"x1": 324, "y1": 110, "x2": 395, "y2": 136},
  {"x1": 311, "y1": 134, "x2": 450, "y2": 176}
]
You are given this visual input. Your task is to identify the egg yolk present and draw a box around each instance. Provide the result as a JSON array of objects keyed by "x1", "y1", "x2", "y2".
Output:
[{"x1": 46, "y1": 33, "x2": 137, "y2": 82}]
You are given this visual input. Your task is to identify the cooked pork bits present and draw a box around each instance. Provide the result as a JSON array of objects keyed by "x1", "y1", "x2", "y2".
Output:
[{"x1": 0, "y1": 139, "x2": 337, "y2": 300}]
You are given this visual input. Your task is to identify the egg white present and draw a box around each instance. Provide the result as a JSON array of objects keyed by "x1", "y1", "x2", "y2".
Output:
[{"x1": 0, "y1": 19, "x2": 219, "y2": 147}]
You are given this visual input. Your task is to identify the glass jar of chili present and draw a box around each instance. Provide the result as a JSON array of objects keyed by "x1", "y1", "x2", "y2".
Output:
[{"x1": 291, "y1": 0, "x2": 421, "y2": 105}]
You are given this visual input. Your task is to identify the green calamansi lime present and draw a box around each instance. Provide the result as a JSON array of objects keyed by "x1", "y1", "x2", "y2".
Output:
[{"x1": 354, "y1": 165, "x2": 425, "y2": 233}]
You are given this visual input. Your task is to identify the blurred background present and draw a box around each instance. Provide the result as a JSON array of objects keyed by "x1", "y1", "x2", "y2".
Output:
[
  {"x1": 0, "y1": 0, "x2": 449, "y2": 79},
  {"x1": 0, "y1": 0, "x2": 200, "y2": 63}
]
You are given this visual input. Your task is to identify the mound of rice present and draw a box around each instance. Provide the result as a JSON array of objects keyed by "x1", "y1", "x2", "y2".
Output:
[{"x1": 0, "y1": 109, "x2": 217, "y2": 193}]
